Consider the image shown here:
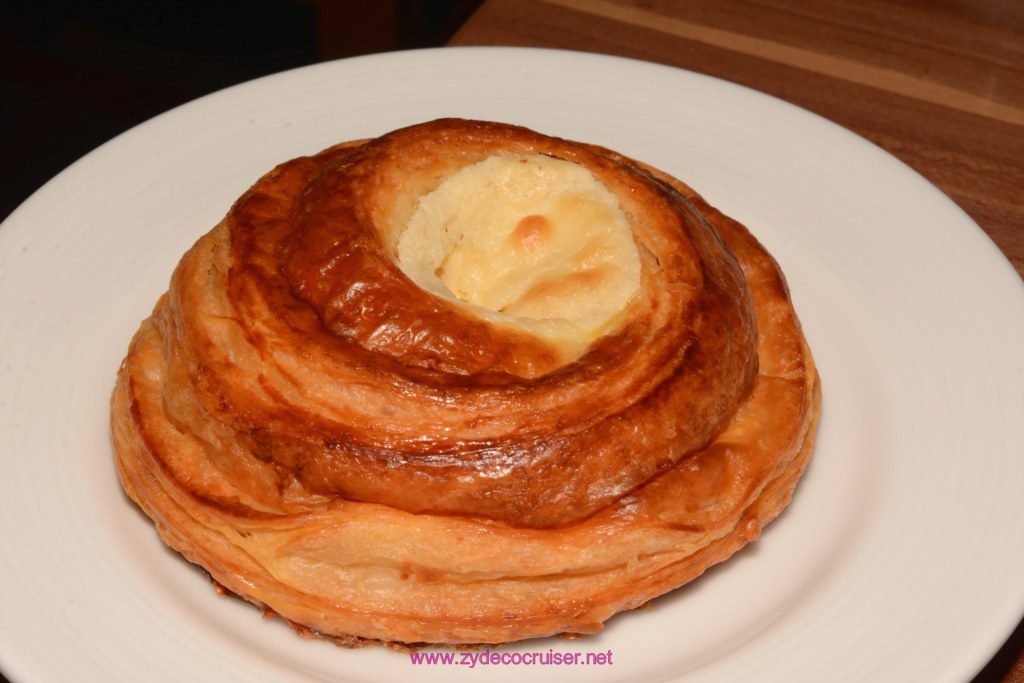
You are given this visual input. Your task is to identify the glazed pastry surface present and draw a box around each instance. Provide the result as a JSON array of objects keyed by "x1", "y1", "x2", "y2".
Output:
[{"x1": 111, "y1": 119, "x2": 820, "y2": 646}]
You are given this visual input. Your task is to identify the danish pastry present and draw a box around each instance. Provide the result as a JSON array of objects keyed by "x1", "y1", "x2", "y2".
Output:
[{"x1": 111, "y1": 118, "x2": 820, "y2": 647}]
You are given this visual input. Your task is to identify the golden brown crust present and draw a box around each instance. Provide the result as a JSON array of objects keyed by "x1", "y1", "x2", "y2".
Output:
[{"x1": 110, "y1": 118, "x2": 820, "y2": 646}]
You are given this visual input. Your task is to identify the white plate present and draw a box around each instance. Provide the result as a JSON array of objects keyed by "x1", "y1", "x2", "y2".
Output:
[{"x1": 1, "y1": 47, "x2": 1023, "y2": 683}]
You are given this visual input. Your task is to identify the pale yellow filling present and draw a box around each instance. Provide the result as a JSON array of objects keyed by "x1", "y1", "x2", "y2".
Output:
[{"x1": 396, "y1": 154, "x2": 641, "y2": 361}]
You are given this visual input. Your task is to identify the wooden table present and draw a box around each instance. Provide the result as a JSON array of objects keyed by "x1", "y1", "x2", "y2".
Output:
[{"x1": 450, "y1": 1, "x2": 1024, "y2": 681}]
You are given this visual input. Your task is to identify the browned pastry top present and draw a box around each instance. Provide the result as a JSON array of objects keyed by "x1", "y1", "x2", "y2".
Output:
[{"x1": 162, "y1": 119, "x2": 759, "y2": 528}]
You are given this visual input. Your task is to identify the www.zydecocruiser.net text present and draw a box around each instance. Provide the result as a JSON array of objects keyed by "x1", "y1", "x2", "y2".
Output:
[{"x1": 409, "y1": 648, "x2": 614, "y2": 668}]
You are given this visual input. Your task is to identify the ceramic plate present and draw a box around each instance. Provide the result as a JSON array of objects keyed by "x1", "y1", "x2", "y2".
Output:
[{"x1": 2, "y1": 47, "x2": 1023, "y2": 682}]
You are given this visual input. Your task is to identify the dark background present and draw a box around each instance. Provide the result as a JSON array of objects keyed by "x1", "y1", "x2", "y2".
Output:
[{"x1": 0, "y1": 0, "x2": 484, "y2": 222}]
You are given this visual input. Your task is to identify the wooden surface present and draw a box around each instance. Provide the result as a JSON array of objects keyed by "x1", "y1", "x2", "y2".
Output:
[{"x1": 450, "y1": 1, "x2": 1024, "y2": 681}]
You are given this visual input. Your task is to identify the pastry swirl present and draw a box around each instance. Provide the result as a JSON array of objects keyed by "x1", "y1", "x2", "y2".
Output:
[{"x1": 111, "y1": 119, "x2": 820, "y2": 646}]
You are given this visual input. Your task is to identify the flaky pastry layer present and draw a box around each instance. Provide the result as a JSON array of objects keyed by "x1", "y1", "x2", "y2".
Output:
[{"x1": 111, "y1": 119, "x2": 820, "y2": 647}]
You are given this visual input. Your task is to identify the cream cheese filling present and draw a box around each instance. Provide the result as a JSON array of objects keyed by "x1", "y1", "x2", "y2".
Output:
[{"x1": 396, "y1": 154, "x2": 641, "y2": 362}]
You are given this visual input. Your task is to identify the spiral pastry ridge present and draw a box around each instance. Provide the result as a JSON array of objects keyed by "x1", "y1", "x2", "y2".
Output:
[{"x1": 111, "y1": 119, "x2": 820, "y2": 646}]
